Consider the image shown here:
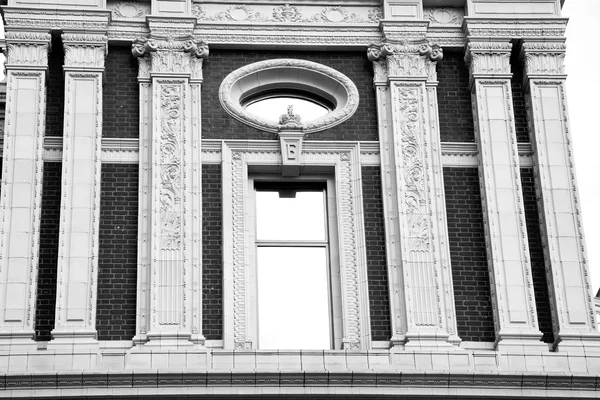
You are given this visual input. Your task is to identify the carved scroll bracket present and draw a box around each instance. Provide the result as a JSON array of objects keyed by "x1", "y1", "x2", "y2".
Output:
[
  {"x1": 132, "y1": 35, "x2": 209, "y2": 80},
  {"x1": 367, "y1": 37, "x2": 443, "y2": 80}
]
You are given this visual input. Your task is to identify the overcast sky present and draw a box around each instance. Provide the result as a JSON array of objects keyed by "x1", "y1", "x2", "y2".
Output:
[{"x1": 562, "y1": 0, "x2": 600, "y2": 296}]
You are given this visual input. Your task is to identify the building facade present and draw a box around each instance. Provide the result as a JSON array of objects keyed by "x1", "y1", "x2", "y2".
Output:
[{"x1": 0, "y1": 0, "x2": 598, "y2": 397}]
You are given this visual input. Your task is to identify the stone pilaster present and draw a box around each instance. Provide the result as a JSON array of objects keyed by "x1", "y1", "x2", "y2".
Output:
[
  {"x1": 465, "y1": 40, "x2": 545, "y2": 351},
  {"x1": 521, "y1": 40, "x2": 600, "y2": 353},
  {"x1": 49, "y1": 32, "x2": 107, "y2": 348},
  {"x1": 368, "y1": 32, "x2": 459, "y2": 349},
  {"x1": 0, "y1": 30, "x2": 51, "y2": 349},
  {"x1": 132, "y1": 19, "x2": 208, "y2": 348}
]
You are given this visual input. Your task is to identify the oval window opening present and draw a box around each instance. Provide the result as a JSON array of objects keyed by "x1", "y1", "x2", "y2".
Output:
[{"x1": 244, "y1": 91, "x2": 332, "y2": 123}]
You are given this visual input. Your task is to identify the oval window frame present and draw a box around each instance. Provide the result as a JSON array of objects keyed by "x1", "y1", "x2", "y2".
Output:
[{"x1": 219, "y1": 59, "x2": 359, "y2": 134}]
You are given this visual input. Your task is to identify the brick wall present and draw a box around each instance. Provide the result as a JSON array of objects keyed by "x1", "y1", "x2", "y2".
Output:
[
  {"x1": 103, "y1": 46, "x2": 140, "y2": 139},
  {"x1": 45, "y1": 35, "x2": 64, "y2": 137},
  {"x1": 437, "y1": 50, "x2": 476, "y2": 143},
  {"x1": 202, "y1": 50, "x2": 378, "y2": 141},
  {"x1": 443, "y1": 167, "x2": 495, "y2": 342},
  {"x1": 361, "y1": 166, "x2": 391, "y2": 341},
  {"x1": 521, "y1": 168, "x2": 554, "y2": 343},
  {"x1": 35, "y1": 163, "x2": 61, "y2": 341},
  {"x1": 96, "y1": 164, "x2": 138, "y2": 341},
  {"x1": 202, "y1": 164, "x2": 222, "y2": 340},
  {"x1": 511, "y1": 43, "x2": 530, "y2": 143}
]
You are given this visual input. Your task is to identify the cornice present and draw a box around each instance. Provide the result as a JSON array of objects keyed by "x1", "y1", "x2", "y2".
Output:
[
  {"x1": 463, "y1": 17, "x2": 568, "y2": 39},
  {"x1": 0, "y1": 369, "x2": 597, "y2": 396},
  {"x1": 2, "y1": 7, "x2": 111, "y2": 31},
  {"x1": 195, "y1": 24, "x2": 381, "y2": 49},
  {"x1": 8, "y1": 139, "x2": 533, "y2": 167}
]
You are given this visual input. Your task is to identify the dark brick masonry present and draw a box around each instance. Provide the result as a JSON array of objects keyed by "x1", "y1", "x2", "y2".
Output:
[
  {"x1": 511, "y1": 42, "x2": 531, "y2": 143},
  {"x1": 96, "y1": 164, "x2": 139, "y2": 341},
  {"x1": 202, "y1": 164, "x2": 223, "y2": 340},
  {"x1": 361, "y1": 166, "x2": 391, "y2": 341},
  {"x1": 45, "y1": 35, "x2": 65, "y2": 138},
  {"x1": 521, "y1": 168, "x2": 554, "y2": 343},
  {"x1": 202, "y1": 50, "x2": 378, "y2": 141},
  {"x1": 103, "y1": 46, "x2": 140, "y2": 139},
  {"x1": 443, "y1": 167, "x2": 495, "y2": 342},
  {"x1": 437, "y1": 50, "x2": 476, "y2": 143},
  {"x1": 35, "y1": 163, "x2": 62, "y2": 341}
]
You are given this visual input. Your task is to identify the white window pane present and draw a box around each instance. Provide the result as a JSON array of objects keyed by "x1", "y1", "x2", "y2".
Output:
[
  {"x1": 246, "y1": 97, "x2": 329, "y2": 123},
  {"x1": 257, "y1": 247, "x2": 330, "y2": 350},
  {"x1": 256, "y1": 190, "x2": 326, "y2": 241}
]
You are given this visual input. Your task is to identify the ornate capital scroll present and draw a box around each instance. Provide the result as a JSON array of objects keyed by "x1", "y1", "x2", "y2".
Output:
[
  {"x1": 464, "y1": 41, "x2": 512, "y2": 82},
  {"x1": 62, "y1": 32, "x2": 108, "y2": 70},
  {"x1": 3, "y1": 30, "x2": 51, "y2": 69},
  {"x1": 521, "y1": 41, "x2": 566, "y2": 78},
  {"x1": 368, "y1": 38, "x2": 443, "y2": 79},
  {"x1": 132, "y1": 35, "x2": 209, "y2": 79}
]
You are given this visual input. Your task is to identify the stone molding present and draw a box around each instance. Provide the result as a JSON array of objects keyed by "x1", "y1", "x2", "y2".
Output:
[
  {"x1": 2, "y1": 7, "x2": 111, "y2": 31},
  {"x1": 0, "y1": 139, "x2": 536, "y2": 167},
  {"x1": 218, "y1": 58, "x2": 359, "y2": 134},
  {"x1": 463, "y1": 17, "x2": 568, "y2": 38},
  {"x1": 465, "y1": 41, "x2": 513, "y2": 80},
  {"x1": 3, "y1": 31, "x2": 51, "y2": 69},
  {"x1": 62, "y1": 33, "x2": 108, "y2": 71},
  {"x1": 192, "y1": 3, "x2": 382, "y2": 24},
  {"x1": 367, "y1": 39, "x2": 442, "y2": 79},
  {"x1": 521, "y1": 40, "x2": 567, "y2": 78},
  {"x1": 0, "y1": 350, "x2": 598, "y2": 396},
  {"x1": 132, "y1": 35, "x2": 208, "y2": 80},
  {"x1": 221, "y1": 141, "x2": 371, "y2": 350}
]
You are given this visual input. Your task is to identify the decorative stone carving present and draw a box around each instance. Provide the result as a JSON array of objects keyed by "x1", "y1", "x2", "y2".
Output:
[
  {"x1": 193, "y1": 3, "x2": 381, "y2": 24},
  {"x1": 210, "y1": 5, "x2": 268, "y2": 22},
  {"x1": 219, "y1": 58, "x2": 359, "y2": 134},
  {"x1": 132, "y1": 35, "x2": 208, "y2": 77},
  {"x1": 62, "y1": 33, "x2": 108, "y2": 69},
  {"x1": 425, "y1": 7, "x2": 462, "y2": 25},
  {"x1": 222, "y1": 142, "x2": 371, "y2": 350},
  {"x1": 109, "y1": 1, "x2": 149, "y2": 19},
  {"x1": 272, "y1": 4, "x2": 302, "y2": 22},
  {"x1": 368, "y1": 39, "x2": 442, "y2": 78},
  {"x1": 3, "y1": 31, "x2": 51, "y2": 68},
  {"x1": 465, "y1": 41, "x2": 512, "y2": 78},
  {"x1": 521, "y1": 42, "x2": 566, "y2": 77}
]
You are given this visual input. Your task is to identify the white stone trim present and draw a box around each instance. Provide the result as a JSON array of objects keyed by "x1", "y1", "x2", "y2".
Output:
[
  {"x1": 0, "y1": 65, "x2": 48, "y2": 348},
  {"x1": 221, "y1": 141, "x2": 371, "y2": 350},
  {"x1": 469, "y1": 76, "x2": 544, "y2": 351},
  {"x1": 219, "y1": 58, "x2": 359, "y2": 134},
  {"x1": 0, "y1": 139, "x2": 537, "y2": 167},
  {"x1": 50, "y1": 70, "x2": 104, "y2": 347},
  {"x1": 525, "y1": 76, "x2": 600, "y2": 351}
]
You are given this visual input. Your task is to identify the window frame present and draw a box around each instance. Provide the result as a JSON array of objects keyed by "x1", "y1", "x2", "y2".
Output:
[
  {"x1": 248, "y1": 177, "x2": 343, "y2": 350},
  {"x1": 221, "y1": 141, "x2": 371, "y2": 351}
]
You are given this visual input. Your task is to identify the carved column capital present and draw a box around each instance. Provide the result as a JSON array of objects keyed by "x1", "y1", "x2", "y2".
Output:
[
  {"x1": 62, "y1": 32, "x2": 108, "y2": 71},
  {"x1": 3, "y1": 30, "x2": 51, "y2": 70},
  {"x1": 132, "y1": 35, "x2": 209, "y2": 80},
  {"x1": 367, "y1": 38, "x2": 443, "y2": 80},
  {"x1": 464, "y1": 40, "x2": 512, "y2": 82},
  {"x1": 521, "y1": 40, "x2": 567, "y2": 79}
]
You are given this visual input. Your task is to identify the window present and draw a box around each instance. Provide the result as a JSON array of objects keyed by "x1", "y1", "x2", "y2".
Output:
[
  {"x1": 249, "y1": 178, "x2": 342, "y2": 350},
  {"x1": 245, "y1": 93, "x2": 330, "y2": 123},
  {"x1": 219, "y1": 58, "x2": 359, "y2": 134}
]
